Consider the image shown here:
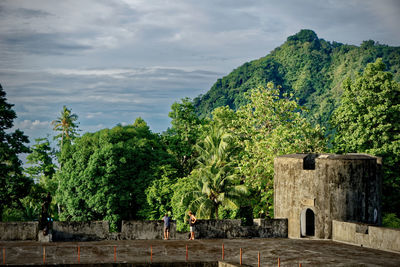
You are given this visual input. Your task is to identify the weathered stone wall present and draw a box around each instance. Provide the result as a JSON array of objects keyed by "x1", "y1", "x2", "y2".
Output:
[
  {"x1": 52, "y1": 221, "x2": 109, "y2": 241},
  {"x1": 121, "y1": 220, "x2": 177, "y2": 240},
  {"x1": 122, "y1": 219, "x2": 287, "y2": 240},
  {"x1": 195, "y1": 219, "x2": 287, "y2": 239},
  {"x1": 195, "y1": 219, "x2": 241, "y2": 239},
  {"x1": 0, "y1": 219, "x2": 287, "y2": 241},
  {"x1": 0, "y1": 221, "x2": 38, "y2": 241},
  {"x1": 274, "y1": 153, "x2": 381, "y2": 239},
  {"x1": 332, "y1": 220, "x2": 400, "y2": 253}
]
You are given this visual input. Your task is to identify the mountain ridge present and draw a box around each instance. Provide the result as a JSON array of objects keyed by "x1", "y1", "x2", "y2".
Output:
[{"x1": 193, "y1": 29, "x2": 400, "y2": 126}]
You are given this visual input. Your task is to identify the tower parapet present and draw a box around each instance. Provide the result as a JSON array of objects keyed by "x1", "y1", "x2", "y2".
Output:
[{"x1": 274, "y1": 153, "x2": 381, "y2": 239}]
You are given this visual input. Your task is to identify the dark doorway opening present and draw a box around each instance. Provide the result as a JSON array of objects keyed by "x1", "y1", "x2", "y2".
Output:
[
  {"x1": 305, "y1": 209, "x2": 315, "y2": 236},
  {"x1": 301, "y1": 208, "x2": 315, "y2": 237}
]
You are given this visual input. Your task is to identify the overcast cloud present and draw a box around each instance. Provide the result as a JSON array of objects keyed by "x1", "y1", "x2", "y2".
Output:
[{"x1": 1, "y1": 0, "x2": 399, "y2": 143}]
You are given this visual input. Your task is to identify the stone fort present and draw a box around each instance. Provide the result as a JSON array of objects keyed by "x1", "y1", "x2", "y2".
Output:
[
  {"x1": 1, "y1": 153, "x2": 399, "y2": 254},
  {"x1": 274, "y1": 153, "x2": 382, "y2": 239}
]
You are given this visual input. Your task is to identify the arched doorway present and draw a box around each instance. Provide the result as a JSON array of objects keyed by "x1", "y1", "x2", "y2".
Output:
[{"x1": 300, "y1": 208, "x2": 315, "y2": 237}]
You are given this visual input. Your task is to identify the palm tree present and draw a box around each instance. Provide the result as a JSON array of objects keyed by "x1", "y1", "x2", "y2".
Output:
[
  {"x1": 186, "y1": 126, "x2": 247, "y2": 219},
  {"x1": 51, "y1": 106, "x2": 79, "y2": 149},
  {"x1": 51, "y1": 106, "x2": 79, "y2": 216}
]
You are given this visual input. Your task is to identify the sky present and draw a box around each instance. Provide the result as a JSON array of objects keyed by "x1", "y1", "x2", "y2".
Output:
[{"x1": 1, "y1": 0, "x2": 400, "y2": 144}]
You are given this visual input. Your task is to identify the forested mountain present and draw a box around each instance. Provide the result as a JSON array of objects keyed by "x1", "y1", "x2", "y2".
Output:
[{"x1": 193, "y1": 29, "x2": 400, "y2": 126}]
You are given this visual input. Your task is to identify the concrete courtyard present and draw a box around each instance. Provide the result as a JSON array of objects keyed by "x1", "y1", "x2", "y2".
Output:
[{"x1": 1, "y1": 238, "x2": 400, "y2": 266}]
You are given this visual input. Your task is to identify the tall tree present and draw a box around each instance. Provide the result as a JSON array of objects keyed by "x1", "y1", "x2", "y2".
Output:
[
  {"x1": 185, "y1": 126, "x2": 247, "y2": 219},
  {"x1": 144, "y1": 165, "x2": 177, "y2": 220},
  {"x1": 0, "y1": 84, "x2": 31, "y2": 221},
  {"x1": 234, "y1": 83, "x2": 326, "y2": 217},
  {"x1": 332, "y1": 58, "x2": 400, "y2": 215},
  {"x1": 26, "y1": 137, "x2": 56, "y2": 182},
  {"x1": 25, "y1": 137, "x2": 57, "y2": 219},
  {"x1": 51, "y1": 106, "x2": 79, "y2": 150},
  {"x1": 164, "y1": 98, "x2": 204, "y2": 177}
]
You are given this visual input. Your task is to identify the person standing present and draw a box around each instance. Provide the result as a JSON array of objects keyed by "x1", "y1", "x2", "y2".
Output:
[
  {"x1": 163, "y1": 213, "x2": 171, "y2": 240},
  {"x1": 188, "y1": 211, "x2": 197, "y2": 240}
]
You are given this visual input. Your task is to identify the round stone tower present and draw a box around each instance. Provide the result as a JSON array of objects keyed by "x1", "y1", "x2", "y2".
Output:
[{"x1": 274, "y1": 153, "x2": 381, "y2": 239}]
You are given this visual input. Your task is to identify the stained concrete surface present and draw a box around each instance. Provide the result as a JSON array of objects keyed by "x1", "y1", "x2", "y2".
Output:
[{"x1": 1, "y1": 238, "x2": 400, "y2": 266}]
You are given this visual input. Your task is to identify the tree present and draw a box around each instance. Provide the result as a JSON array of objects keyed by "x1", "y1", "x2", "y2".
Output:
[
  {"x1": 144, "y1": 165, "x2": 177, "y2": 220},
  {"x1": 234, "y1": 84, "x2": 326, "y2": 217},
  {"x1": 51, "y1": 106, "x2": 79, "y2": 150},
  {"x1": 164, "y1": 98, "x2": 204, "y2": 177},
  {"x1": 0, "y1": 84, "x2": 31, "y2": 221},
  {"x1": 26, "y1": 137, "x2": 56, "y2": 182},
  {"x1": 24, "y1": 137, "x2": 58, "y2": 220},
  {"x1": 171, "y1": 176, "x2": 197, "y2": 231},
  {"x1": 332, "y1": 58, "x2": 400, "y2": 215},
  {"x1": 184, "y1": 126, "x2": 247, "y2": 219},
  {"x1": 56, "y1": 118, "x2": 175, "y2": 230}
]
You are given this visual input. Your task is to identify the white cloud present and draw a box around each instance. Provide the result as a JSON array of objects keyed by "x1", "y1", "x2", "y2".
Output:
[
  {"x1": 86, "y1": 112, "x2": 103, "y2": 119},
  {"x1": 1, "y1": 0, "x2": 399, "y2": 142},
  {"x1": 13, "y1": 120, "x2": 51, "y2": 130}
]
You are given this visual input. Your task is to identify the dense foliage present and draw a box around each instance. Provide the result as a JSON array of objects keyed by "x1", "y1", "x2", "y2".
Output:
[
  {"x1": 234, "y1": 85, "x2": 326, "y2": 216},
  {"x1": 193, "y1": 30, "x2": 400, "y2": 128},
  {"x1": 24, "y1": 137, "x2": 58, "y2": 220},
  {"x1": 55, "y1": 118, "x2": 175, "y2": 230},
  {"x1": 332, "y1": 59, "x2": 400, "y2": 215},
  {"x1": 185, "y1": 125, "x2": 247, "y2": 219},
  {"x1": 202, "y1": 84, "x2": 325, "y2": 217},
  {"x1": 0, "y1": 84, "x2": 31, "y2": 221}
]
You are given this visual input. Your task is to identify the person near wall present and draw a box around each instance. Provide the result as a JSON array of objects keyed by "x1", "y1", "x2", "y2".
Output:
[
  {"x1": 188, "y1": 211, "x2": 197, "y2": 240},
  {"x1": 39, "y1": 193, "x2": 52, "y2": 235},
  {"x1": 163, "y1": 213, "x2": 171, "y2": 240}
]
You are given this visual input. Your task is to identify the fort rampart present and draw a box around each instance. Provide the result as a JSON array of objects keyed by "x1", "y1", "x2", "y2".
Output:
[
  {"x1": 0, "y1": 218, "x2": 288, "y2": 241},
  {"x1": 332, "y1": 220, "x2": 400, "y2": 253}
]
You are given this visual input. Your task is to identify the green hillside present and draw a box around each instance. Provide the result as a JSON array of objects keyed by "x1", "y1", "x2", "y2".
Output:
[{"x1": 193, "y1": 29, "x2": 400, "y2": 126}]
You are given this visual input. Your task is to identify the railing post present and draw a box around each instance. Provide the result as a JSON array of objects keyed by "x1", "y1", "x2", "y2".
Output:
[{"x1": 43, "y1": 246, "x2": 46, "y2": 264}]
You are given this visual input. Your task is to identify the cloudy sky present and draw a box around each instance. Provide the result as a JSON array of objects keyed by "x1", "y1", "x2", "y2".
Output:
[{"x1": 1, "y1": 0, "x2": 400, "y2": 143}]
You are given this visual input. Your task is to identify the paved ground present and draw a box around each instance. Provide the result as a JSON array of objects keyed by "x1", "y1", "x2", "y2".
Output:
[{"x1": 1, "y1": 238, "x2": 399, "y2": 266}]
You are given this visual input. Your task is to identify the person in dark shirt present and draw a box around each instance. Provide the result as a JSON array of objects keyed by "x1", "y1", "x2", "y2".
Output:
[{"x1": 163, "y1": 213, "x2": 171, "y2": 240}]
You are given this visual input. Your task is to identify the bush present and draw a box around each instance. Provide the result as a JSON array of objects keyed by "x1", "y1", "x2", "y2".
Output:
[{"x1": 382, "y1": 213, "x2": 400, "y2": 228}]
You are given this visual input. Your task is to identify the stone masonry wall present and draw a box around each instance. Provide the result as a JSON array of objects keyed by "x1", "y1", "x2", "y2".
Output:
[
  {"x1": 332, "y1": 220, "x2": 400, "y2": 253},
  {"x1": 274, "y1": 153, "x2": 381, "y2": 239},
  {"x1": 0, "y1": 219, "x2": 287, "y2": 241},
  {"x1": 121, "y1": 220, "x2": 177, "y2": 240},
  {"x1": 0, "y1": 222, "x2": 38, "y2": 241},
  {"x1": 52, "y1": 221, "x2": 109, "y2": 241},
  {"x1": 195, "y1": 219, "x2": 287, "y2": 239}
]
